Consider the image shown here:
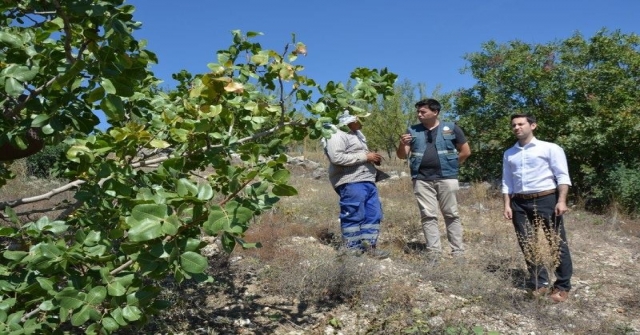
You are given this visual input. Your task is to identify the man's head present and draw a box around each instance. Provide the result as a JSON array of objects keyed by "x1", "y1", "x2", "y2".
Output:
[
  {"x1": 510, "y1": 113, "x2": 537, "y2": 142},
  {"x1": 338, "y1": 110, "x2": 368, "y2": 131},
  {"x1": 415, "y1": 98, "x2": 441, "y2": 125},
  {"x1": 415, "y1": 99, "x2": 441, "y2": 115}
]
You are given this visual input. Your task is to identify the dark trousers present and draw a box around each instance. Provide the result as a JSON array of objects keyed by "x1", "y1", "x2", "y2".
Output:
[{"x1": 511, "y1": 194, "x2": 573, "y2": 291}]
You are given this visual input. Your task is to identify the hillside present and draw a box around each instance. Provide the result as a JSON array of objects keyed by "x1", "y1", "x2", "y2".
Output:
[{"x1": 135, "y1": 157, "x2": 640, "y2": 335}]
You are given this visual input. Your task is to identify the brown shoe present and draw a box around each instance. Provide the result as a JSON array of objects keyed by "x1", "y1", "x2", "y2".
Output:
[
  {"x1": 531, "y1": 287, "x2": 548, "y2": 298},
  {"x1": 550, "y1": 288, "x2": 569, "y2": 303}
]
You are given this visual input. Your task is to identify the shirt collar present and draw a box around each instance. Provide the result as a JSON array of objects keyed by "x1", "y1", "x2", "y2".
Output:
[{"x1": 516, "y1": 137, "x2": 538, "y2": 148}]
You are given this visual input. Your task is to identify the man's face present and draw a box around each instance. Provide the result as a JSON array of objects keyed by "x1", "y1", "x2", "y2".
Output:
[
  {"x1": 511, "y1": 117, "x2": 536, "y2": 139},
  {"x1": 417, "y1": 106, "x2": 438, "y2": 123},
  {"x1": 347, "y1": 120, "x2": 362, "y2": 131}
]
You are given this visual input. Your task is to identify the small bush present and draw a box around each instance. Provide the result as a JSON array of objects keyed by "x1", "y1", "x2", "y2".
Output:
[
  {"x1": 608, "y1": 164, "x2": 640, "y2": 217},
  {"x1": 26, "y1": 142, "x2": 68, "y2": 178}
]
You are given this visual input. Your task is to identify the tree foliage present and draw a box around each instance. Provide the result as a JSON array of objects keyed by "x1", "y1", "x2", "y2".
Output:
[
  {"x1": 363, "y1": 80, "x2": 419, "y2": 159},
  {"x1": 0, "y1": 1, "x2": 397, "y2": 333},
  {"x1": 454, "y1": 29, "x2": 640, "y2": 210}
]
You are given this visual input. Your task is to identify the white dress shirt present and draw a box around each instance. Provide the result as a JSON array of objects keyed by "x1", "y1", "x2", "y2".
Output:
[{"x1": 502, "y1": 137, "x2": 571, "y2": 194}]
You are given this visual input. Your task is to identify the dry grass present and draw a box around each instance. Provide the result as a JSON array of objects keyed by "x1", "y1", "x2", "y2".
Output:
[
  {"x1": 3, "y1": 150, "x2": 640, "y2": 334},
  {"x1": 228, "y1": 149, "x2": 640, "y2": 333}
]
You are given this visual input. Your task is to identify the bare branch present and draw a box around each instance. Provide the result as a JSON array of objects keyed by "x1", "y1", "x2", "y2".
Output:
[
  {"x1": 0, "y1": 202, "x2": 76, "y2": 221},
  {"x1": 52, "y1": 0, "x2": 76, "y2": 63},
  {"x1": 0, "y1": 180, "x2": 85, "y2": 210},
  {"x1": 20, "y1": 307, "x2": 41, "y2": 323}
]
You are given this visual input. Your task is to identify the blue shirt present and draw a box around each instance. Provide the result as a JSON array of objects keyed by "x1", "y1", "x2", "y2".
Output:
[{"x1": 501, "y1": 138, "x2": 571, "y2": 194}]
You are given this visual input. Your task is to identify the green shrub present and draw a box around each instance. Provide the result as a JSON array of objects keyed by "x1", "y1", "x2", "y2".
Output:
[
  {"x1": 608, "y1": 164, "x2": 640, "y2": 216},
  {"x1": 26, "y1": 143, "x2": 68, "y2": 178}
]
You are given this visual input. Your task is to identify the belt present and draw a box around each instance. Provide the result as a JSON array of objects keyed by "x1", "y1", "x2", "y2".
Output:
[{"x1": 512, "y1": 189, "x2": 556, "y2": 199}]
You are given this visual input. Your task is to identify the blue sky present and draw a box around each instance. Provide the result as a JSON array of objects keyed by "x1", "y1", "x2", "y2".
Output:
[{"x1": 126, "y1": 0, "x2": 639, "y2": 95}]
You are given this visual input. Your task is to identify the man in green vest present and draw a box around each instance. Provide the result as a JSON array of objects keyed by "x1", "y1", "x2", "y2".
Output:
[{"x1": 396, "y1": 99, "x2": 471, "y2": 260}]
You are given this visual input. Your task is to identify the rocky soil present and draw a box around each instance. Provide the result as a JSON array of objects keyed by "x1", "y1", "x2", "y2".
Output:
[{"x1": 137, "y1": 157, "x2": 640, "y2": 335}]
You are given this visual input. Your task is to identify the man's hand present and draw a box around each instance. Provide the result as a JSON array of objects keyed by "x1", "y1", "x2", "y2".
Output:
[
  {"x1": 555, "y1": 201, "x2": 569, "y2": 216},
  {"x1": 367, "y1": 152, "x2": 382, "y2": 166},
  {"x1": 503, "y1": 207, "x2": 512, "y2": 220},
  {"x1": 399, "y1": 134, "x2": 412, "y2": 146}
]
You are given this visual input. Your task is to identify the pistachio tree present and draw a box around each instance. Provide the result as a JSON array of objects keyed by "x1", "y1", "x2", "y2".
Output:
[{"x1": 0, "y1": 1, "x2": 397, "y2": 333}]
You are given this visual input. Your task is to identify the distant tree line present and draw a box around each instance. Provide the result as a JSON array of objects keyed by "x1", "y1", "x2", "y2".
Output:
[{"x1": 357, "y1": 30, "x2": 639, "y2": 215}]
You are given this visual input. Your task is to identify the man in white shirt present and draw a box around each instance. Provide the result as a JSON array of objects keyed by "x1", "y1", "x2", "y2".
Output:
[{"x1": 502, "y1": 114, "x2": 573, "y2": 303}]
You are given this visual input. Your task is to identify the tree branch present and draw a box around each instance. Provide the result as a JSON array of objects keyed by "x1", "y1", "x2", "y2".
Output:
[
  {"x1": 52, "y1": 0, "x2": 75, "y2": 63},
  {"x1": 0, "y1": 121, "x2": 307, "y2": 210}
]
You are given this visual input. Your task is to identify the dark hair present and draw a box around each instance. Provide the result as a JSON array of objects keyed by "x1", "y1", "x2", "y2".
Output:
[
  {"x1": 510, "y1": 113, "x2": 537, "y2": 125},
  {"x1": 415, "y1": 98, "x2": 441, "y2": 114}
]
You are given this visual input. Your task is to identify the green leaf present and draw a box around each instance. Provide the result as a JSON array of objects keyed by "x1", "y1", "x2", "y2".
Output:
[
  {"x1": 102, "y1": 317, "x2": 120, "y2": 332},
  {"x1": 3, "y1": 207, "x2": 19, "y2": 225},
  {"x1": 56, "y1": 288, "x2": 85, "y2": 309},
  {"x1": 126, "y1": 204, "x2": 167, "y2": 242},
  {"x1": 60, "y1": 306, "x2": 70, "y2": 322},
  {"x1": 0, "y1": 31, "x2": 22, "y2": 47},
  {"x1": 221, "y1": 232, "x2": 236, "y2": 253},
  {"x1": 111, "y1": 307, "x2": 127, "y2": 326},
  {"x1": 36, "y1": 277, "x2": 54, "y2": 292},
  {"x1": 86, "y1": 286, "x2": 107, "y2": 305},
  {"x1": 38, "y1": 300, "x2": 55, "y2": 311},
  {"x1": 184, "y1": 238, "x2": 203, "y2": 252},
  {"x1": 271, "y1": 169, "x2": 291, "y2": 183},
  {"x1": 122, "y1": 305, "x2": 141, "y2": 321},
  {"x1": 83, "y1": 230, "x2": 101, "y2": 247},
  {"x1": 203, "y1": 206, "x2": 228, "y2": 235},
  {"x1": 66, "y1": 145, "x2": 94, "y2": 163},
  {"x1": 197, "y1": 183, "x2": 214, "y2": 201},
  {"x1": 4, "y1": 77, "x2": 23, "y2": 96},
  {"x1": 150, "y1": 139, "x2": 170, "y2": 148},
  {"x1": 50, "y1": 60, "x2": 86, "y2": 91},
  {"x1": 41, "y1": 124, "x2": 54, "y2": 135},
  {"x1": 179, "y1": 251, "x2": 207, "y2": 274},
  {"x1": 86, "y1": 86, "x2": 105, "y2": 103},
  {"x1": 107, "y1": 274, "x2": 135, "y2": 297},
  {"x1": 272, "y1": 184, "x2": 298, "y2": 196},
  {"x1": 107, "y1": 283, "x2": 125, "y2": 297},
  {"x1": 101, "y1": 78, "x2": 117, "y2": 94},
  {"x1": 250, "y1": 51, "x2": 269, "y2": 65},
  {"x1": 0, "y1": 298, "x2": 16, "y2": 311},
  {"x1": 31, "y1": 114, "x2": 50, "y2": 128},
  {"x1": 71, "y1": 305, "x2": 93, "y2": 326},
  {"x1": 162, "y1": 215, "x2": 180, "y2": 236},
  {"x1": 225, "y1": 201, "x2": 254, "y2": 225},
  {"x1": 169, "y1": 128, "x2": 190, "y2": 142},
  {"x1": 3, "y1": 251, "x2": 28, "y2": 261},
  {"x1": 177, "y1": 178, "x2": 198, "y2": 197},
  {"x1": 85, "y1": 245, "x2": 107, "y2": 257},
  {"x1": 100, "y1": 94, "x2": 125, "y2": 121},
  {"x1": 3, "y1": 64, "x2": 39, "y2": 82}
]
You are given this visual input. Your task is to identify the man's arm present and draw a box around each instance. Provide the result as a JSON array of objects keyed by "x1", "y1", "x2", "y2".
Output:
[
  {"x1": 555, "y1": 184, "x2": 570, "y2": 216},
  {"x1": 457, "y1": 142, "x2": 471, "y2": 164},
  {"x1": 501, "y1": 152, "x2": 513, "y2": 220},
  {"x1": 396, "y1": 133, "x2": 411, "y2": 159},
  {"x1": 503, "y1": 193, "x2": 512, "y2": 220}
]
